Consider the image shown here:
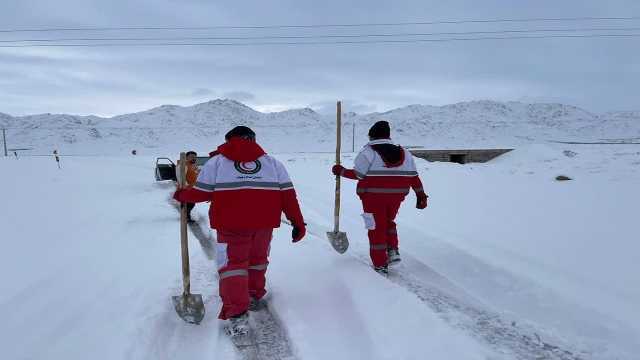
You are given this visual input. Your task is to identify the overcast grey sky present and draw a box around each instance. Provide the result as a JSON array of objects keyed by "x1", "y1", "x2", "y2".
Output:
[{"x1": 1, "y1": 0, "x2": 639, "y2": 116}]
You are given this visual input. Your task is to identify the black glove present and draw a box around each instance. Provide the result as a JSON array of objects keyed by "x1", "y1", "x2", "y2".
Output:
[
  {"x1": 292, "y1": 223, "x2": 307, "y2": 243},
  {"x1": 416, "y1": 192, "x2": 428, "y2": 209}
]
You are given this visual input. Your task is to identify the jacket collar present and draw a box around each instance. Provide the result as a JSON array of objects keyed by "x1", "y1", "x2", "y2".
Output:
[{"x1": 367, "y1": 138, "x2": 394, "y2": 146}]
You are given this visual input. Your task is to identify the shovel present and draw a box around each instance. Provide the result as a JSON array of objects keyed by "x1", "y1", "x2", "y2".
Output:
[
  {"x1": 172, "y1": 152, "x2": 205, "y2": 324},
  {"x1": 327, "y1": 101, "x2": 349, "y2": 254}
]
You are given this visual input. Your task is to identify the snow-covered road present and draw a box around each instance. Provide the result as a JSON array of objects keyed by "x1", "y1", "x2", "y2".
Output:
[{"x1": 1, "y1": 144, "x2": 638, "y2": 359}]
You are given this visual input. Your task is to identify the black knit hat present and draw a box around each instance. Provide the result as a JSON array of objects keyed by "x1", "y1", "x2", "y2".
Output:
[
  {"x1": 368, "y1": 121, "x2": 391, "y2": 139},
  {"x1": 225, "y1": 126, "x2": 256, "y2": 141}
]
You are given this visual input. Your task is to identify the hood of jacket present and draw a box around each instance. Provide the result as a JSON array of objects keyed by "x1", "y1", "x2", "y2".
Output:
[
  {"x1": 216, "y1": 138, "x2": 266, "y2": 162},
  {"x1": 368, "y1": 139, "x2": 405, "y2": 168}
]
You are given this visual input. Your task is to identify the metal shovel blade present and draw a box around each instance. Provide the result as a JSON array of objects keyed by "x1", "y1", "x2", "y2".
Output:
[
  {"x1": 172, "y1": 293, "x2": 205, "y2": 325},
  {"x1": 326, "y1": 231, "x2": 349, "y2": 254}
]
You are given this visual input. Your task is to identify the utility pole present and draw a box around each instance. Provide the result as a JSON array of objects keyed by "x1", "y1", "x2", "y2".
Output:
[
  {"x1": 352, "y1": 121, "x2": 356, "y2": 153},
  {"x1": 2, "y1": 128, "x2": 7, "y2": 157}
]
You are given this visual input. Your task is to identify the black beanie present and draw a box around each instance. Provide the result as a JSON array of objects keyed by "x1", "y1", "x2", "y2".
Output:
[
  {"x1": 368, "y1": 121, "x2": 391, "y2": 139},
  {"x1": 225, "y1": 126, "x2": 256, "y2": 141}
]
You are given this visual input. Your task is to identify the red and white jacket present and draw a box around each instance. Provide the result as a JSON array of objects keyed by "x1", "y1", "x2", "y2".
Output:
[
  {"x1": 340, "y1": 139, "x2": 425, "y2": 200},
  {"x1": 175, "y1": 138, "x2": 305, "y2": 230}
]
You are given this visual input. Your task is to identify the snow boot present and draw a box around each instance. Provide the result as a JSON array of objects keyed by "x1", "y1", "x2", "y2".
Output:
[
  {"x1": 387, "y1": 248, "x2": 401, "y2": 266},
  {"x1": 248, "y1": 297, "x2": 266, "y2": 311},
  {"x1": 227, "y1": 311, "x2": 250, "y2": 337},
  {"x1": 374, "y1": 264, "x2": 388, "y2": 275}
]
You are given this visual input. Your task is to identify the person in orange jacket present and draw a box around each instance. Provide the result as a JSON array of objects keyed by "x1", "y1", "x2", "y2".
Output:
[{"x1": 184, "y1": 151, "x2": 200, "y2": 222}]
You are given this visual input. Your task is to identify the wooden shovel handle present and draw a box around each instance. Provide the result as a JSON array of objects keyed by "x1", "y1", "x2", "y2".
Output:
[
  {"x1": 178, "y1": 152, "x2": 191, "y2": 295},
  {"x1": 334, "y1": 101, "x2": 342, "y2": 233}
]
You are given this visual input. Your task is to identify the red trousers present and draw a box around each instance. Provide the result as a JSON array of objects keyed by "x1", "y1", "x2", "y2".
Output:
[
  {"x1": 216, "y1": 228, "x2": 272, "y2": 320},
  {"x1": 361, "y1": 194, "x2": 403, "y2": 267}
]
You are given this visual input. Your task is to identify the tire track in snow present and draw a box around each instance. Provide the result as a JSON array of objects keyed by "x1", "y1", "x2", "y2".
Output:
[
  {"x1": 393, "y1": 225, "x2": 633, "y2": 358},
  {"x1": 383, "y1": 256, "x2": 586, "y2": 360},
  {"x1": 301, "y1": 219, "x2": 589, "y2": 360},
  {"x1": 248, "y1": 302, "x2": 298, "y2": 360}
]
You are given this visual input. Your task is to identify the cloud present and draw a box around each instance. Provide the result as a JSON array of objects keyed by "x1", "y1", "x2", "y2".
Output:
[
  {"x1": 1, "y1": 0, "x2": 640, "y2": 115},
  {"x1": 191, "y1": 88, "x2": 213, "y2": 97},
  {"x1": 310, "y1": 100, "x2": 378, "y2": 115},
  {"x1": 222, "y1": 91, "x2": 256, "y2": 102}
]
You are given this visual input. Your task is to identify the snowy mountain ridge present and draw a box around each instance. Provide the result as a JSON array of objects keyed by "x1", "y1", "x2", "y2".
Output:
[{"x1": 1, "y1": 99, "x2": 638, "y2": 154}]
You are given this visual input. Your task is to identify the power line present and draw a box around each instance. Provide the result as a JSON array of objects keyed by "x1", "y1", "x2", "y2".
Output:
[
  {"x1": 0, "y1": 33, "x2": 638, "y2": 48},
  {"x1": 2, "y1": 27, "x2": 639, "y2": 43},
  {"x1": 1, "y1": 16, "x2": 639, "y2": 33}
]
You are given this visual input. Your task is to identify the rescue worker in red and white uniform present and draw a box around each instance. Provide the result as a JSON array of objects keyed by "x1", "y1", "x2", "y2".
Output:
[
  {"x1": 173, "y1": 126, "x2": 306, "y2": 335},
  {"x1": 332, "y1": 121, "x2": 428, "y2": 274}
]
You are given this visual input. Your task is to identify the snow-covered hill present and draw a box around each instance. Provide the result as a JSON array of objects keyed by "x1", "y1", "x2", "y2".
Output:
[
  {"x1": 358, "y1": 100, "x2": 639, "y2": 148},
  {"x1": 1, "y1": 99, "x2": 638, "y2": 155}
]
